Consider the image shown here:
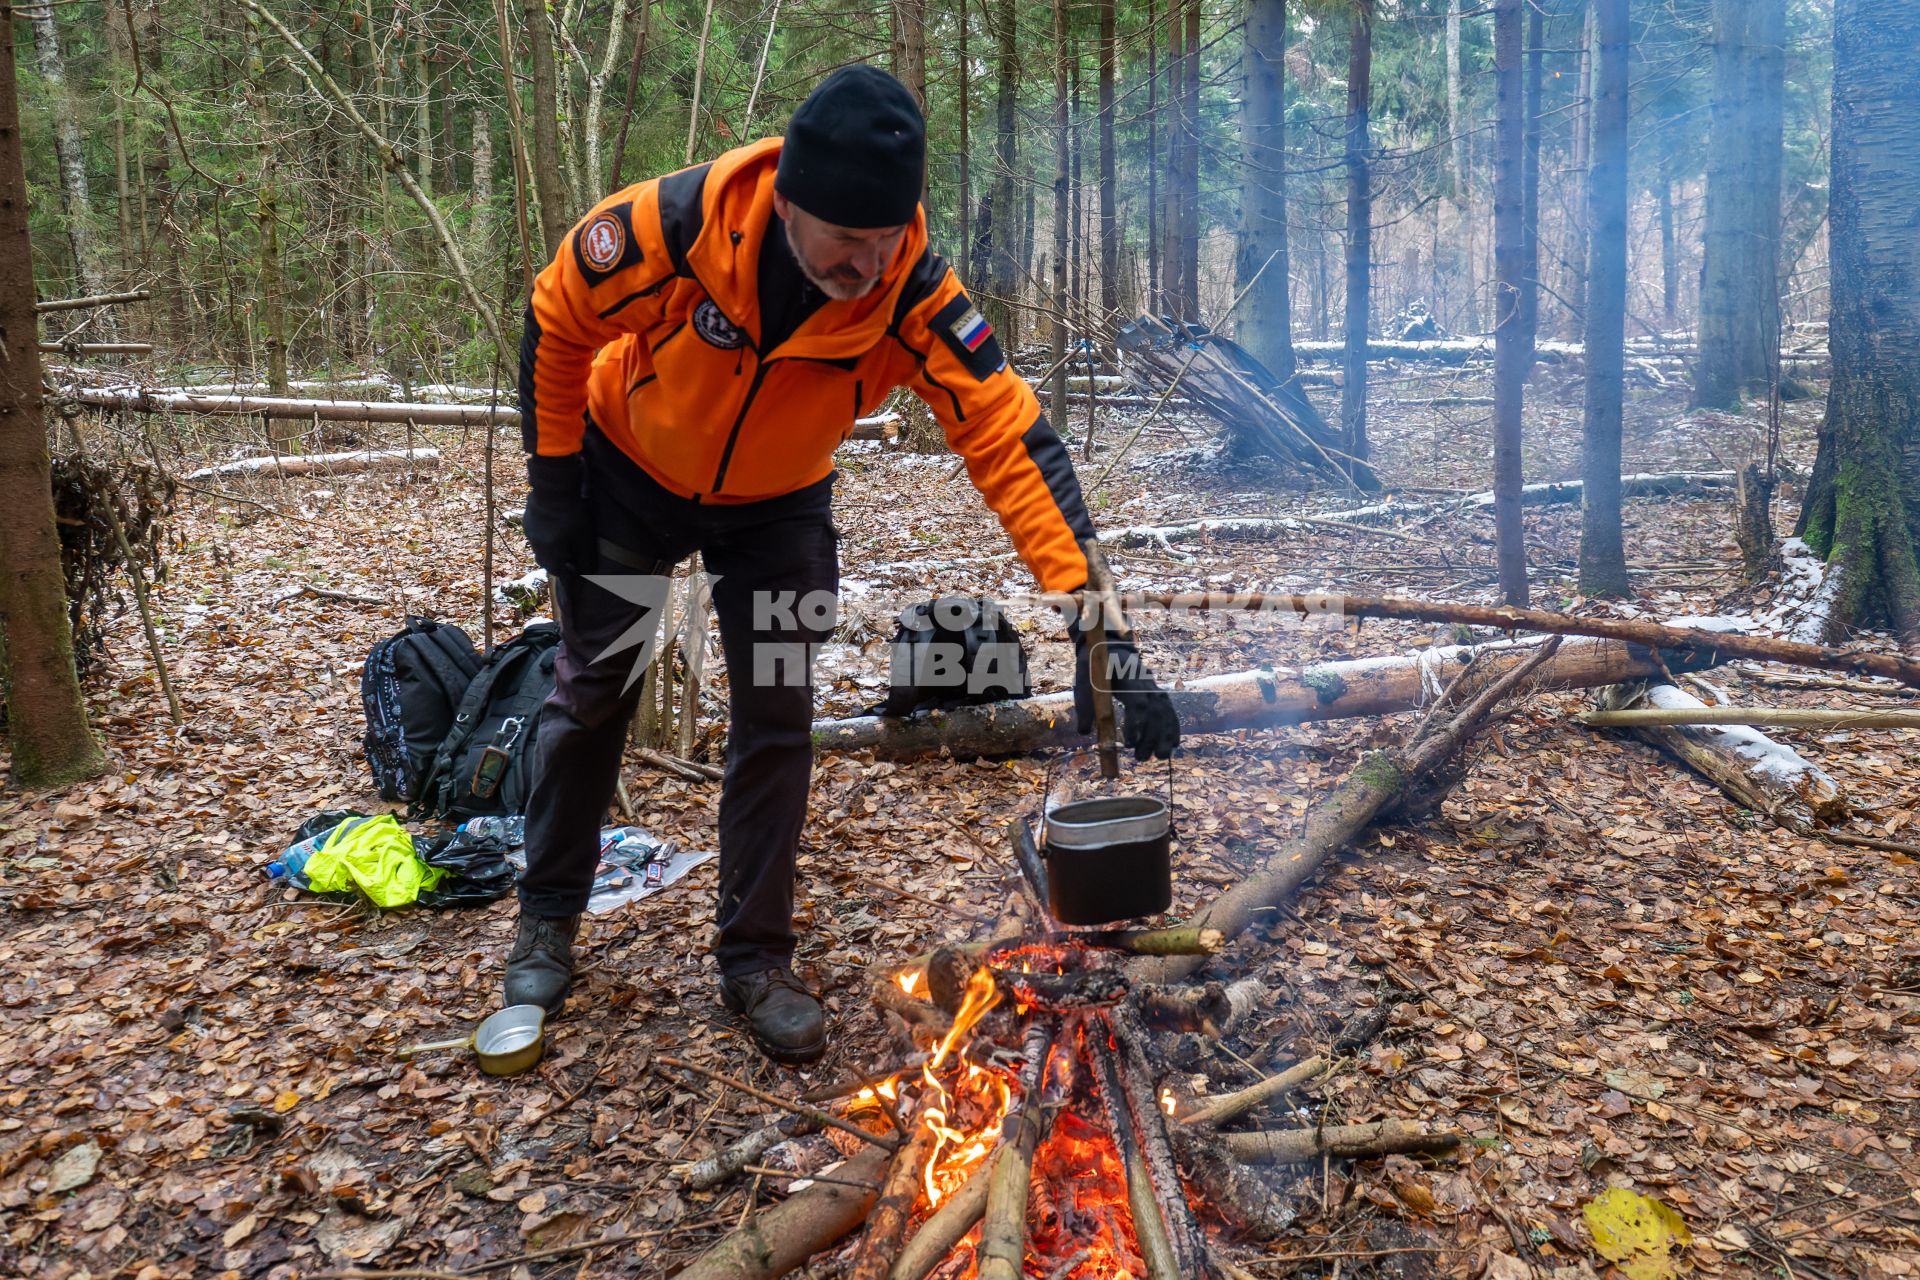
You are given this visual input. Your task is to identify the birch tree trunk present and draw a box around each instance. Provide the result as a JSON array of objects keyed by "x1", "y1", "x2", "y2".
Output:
[
  {"x1": 1446, "y1": 0, "x2": 1465, "y2": 199},
  {"x1": 582, "y1": 0, "x2": 630, "y2": 198},
  {"x1": 29, "y1": 6, "x2": 117, "y2": 337},
  {"x1": 1096, "y1": 0, "x2": 1117, "y2": 333},
  {"x1": 1566, "y1": 0, "x2": 1592, "y2": 341},
  {"x1": 1578, "y1": 0, "x2": 1630, "y2": 596},
  {"x1": 473, "y1": 100, "x2": 495, "y2": 273},
  {"x1": 1492, "y1": 0, "x2": 1529, "y2": 606},
  {"x1": 0, "y1": 6, "x2": 106, "y2": 788}
]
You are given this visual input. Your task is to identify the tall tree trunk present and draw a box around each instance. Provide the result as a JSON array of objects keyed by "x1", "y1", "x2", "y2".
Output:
[
  {"x1": 987, "y1": 0, "x2": 1020, "y2": 345},
  {"x1": 608, "y1": 0, "x2": 650, "y2": 189},
  {"x1": 244, "y1": 14, "x2": 291, "y2": 411},
  {"x1": 1178, "y1": 0, "x2": 1201, "y2": 314},
  {"x1": 892, "y1": 0, "x2": 927, "y2": 109},
  {"x1": 1796, "y1": 0, "x2": 1920, "y2": 642},
  {"x1": 1492, "y1": 0, "x2": 1529, "y2": 606},
  {"x1": 473, "y1": 101, "x2": 495, "y2": 277},
  {"x1": 413, "y1": 22, "x2": 433, "y2": 196},
  {"x1": 1146, "y1": 0, "x2": 1160, "y2": 311},
  {"x1": 1519, "y1": 2, "x2": 1542, "y2": 360},
  {"x1": 1446, "y1": 0, "x2": 1465, "y2": 199},
  {"x1": 959, "y1": 0, "x2": 972, "y2": 282},
  {"x1": 1657, "y1": 159, "x2": 1678, "y2": 332},
  {"x1": 29, "y1": 6, "x2": 116, "y2": 336},
  {"x1": 1049, "y1": 0, "x2": 1069, "y2": 417},
  {"x1": 0, "y1": 6, "x2": 106, "y2": 789},
  {"x1": 525, "y1": 0, "x2": 568, "y2": 253},
  {"x1": 1694, "y1": 0, "x2": 1786, "y2": 407},
  {"x1": 1069, "y1": 42, "x2": 1083, "y2": 326},
  {"x1": 1097, "y1": 0, "x2": 1117, "y2": 332},
  {"x1": 1566, "y1": 0, "x2": 1591, "y2": 340},
  {"x1": 1340, "y1": 0, "x2": 1374, "y2": 475},
  {"x1": 1237, "y1": 0, "x2": 1292, "y2": 381},
  {"x1": 1578, "y1": 0, "x2": 1629, "y2": 596},
  {"x1": 1164, "y1": 0, "x2": 1186, "y2": 315},
  {"x1": 583, "y1": 0, "x2": 632, "y2": 196}
]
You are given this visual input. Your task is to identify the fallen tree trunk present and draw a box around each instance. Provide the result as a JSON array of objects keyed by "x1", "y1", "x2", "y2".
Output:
[
  {"x1": 1106, "y1": 471, "x2": 1733, "y2": 549},
  {"x1": 1589, "y1": 684, "x2": 1850, "y2": 834},
  {"x1": 674, "y1": 1143, "x2": 892, "y2": 1280},
  {"x1": 1292, "y1": 337, "x2": 1581, "y2": 365},
  {"x1": 814, "y1": 636, "x2": 1712, "y2": 761},
  {"x1": 39, "y1": 341, "x2": 153, "y2": 355},
  {"x1": 35, "y1": 288, "x2": 150, "y2": 312},
  {"x1": 184, "y1": 448, "x2": 441, "y2": 479},
  {"x1": 1583, "y1": 703, "x2": 1920, "y2": 730},
  {"x1": 69, "y1": 384, "x2": 897, "y2": 442},
  {"x1": 1222, "y1": 1120, "x2": 1461, "y2": 1164},
  {"x1": 1122, "y1": 590, "x2": 1920, "y2": 689}
]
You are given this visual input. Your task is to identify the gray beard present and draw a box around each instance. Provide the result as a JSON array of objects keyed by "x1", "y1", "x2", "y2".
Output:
[{"x1": 784, "y1": 234, "x2": 879, "y2": 302}]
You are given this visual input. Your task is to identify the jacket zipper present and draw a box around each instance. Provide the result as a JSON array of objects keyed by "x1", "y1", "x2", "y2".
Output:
[{"x1": 709, "y1": 355, "x2": 771, "y2": 495}]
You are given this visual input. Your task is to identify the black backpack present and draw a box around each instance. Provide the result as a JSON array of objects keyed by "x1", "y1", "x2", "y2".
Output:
[
  {"x1": 423, "y1": 622, "x2": 563, "y2": 820},
  {"x1": 876, "y1": 596, "x2": 1031, "y2": 717},
  {"x1": 361, "y1": 618, "x2": 484, "y2": 805}
]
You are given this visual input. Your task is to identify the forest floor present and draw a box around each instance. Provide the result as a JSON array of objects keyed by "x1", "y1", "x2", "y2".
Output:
[{"x1": 3, "y1": 360, "x2": 1918, "y2": 1280}]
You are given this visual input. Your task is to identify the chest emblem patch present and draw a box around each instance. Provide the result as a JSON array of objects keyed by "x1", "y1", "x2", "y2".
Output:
[
  {"x1": 693, "y1": 298, "x2": 747, "y2": 350},
  {"x1": 581, "y1": 213, "x2": 626, "y2": 272}
]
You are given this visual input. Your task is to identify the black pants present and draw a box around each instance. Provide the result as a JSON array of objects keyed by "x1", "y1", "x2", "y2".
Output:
[{"x1": 518, "y1": 427, "x2": 838, "y2": 977}]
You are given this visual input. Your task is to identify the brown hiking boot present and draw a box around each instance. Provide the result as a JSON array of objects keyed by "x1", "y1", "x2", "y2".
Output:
[{"x1": 719, "y1": 968, "x2": 827, "y2": 1064}]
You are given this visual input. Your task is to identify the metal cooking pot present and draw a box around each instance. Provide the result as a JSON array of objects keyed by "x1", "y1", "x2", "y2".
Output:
[
  {"x1": 1042, "y1": 795, "x2": 1173, "y2": 926},
  {"x1": 395, "y1": 1004, "x2": 547, "y2": 1076}
]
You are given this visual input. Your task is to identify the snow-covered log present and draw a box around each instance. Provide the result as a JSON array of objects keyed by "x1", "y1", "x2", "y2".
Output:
[
  {"x1": 184, "y1": 448, "x2": 441, "y2": 479},
  {"x1": 1591, "y1": 683, "x2": 1850, "y2": 833}
]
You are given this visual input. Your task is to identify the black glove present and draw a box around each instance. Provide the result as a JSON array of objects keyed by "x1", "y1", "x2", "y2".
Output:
[
  {"x1": 1071, "y1": 626, "x2": 1181, "y2": 761},
  {"x1": 523, "y1": 454, "x2": 594, "y2": 575}
]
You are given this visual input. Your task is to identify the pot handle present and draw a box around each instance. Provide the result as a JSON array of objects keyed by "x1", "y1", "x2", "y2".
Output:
[{"x1": 394, "y1": 1037, "x2": 470, "y2": 1060}]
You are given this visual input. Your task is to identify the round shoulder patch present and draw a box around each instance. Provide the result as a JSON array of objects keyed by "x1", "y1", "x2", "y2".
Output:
[
  {"x1": 692, "y1": 298, "x2": 746, "y2": 350},
  {"x1": 581, "y1": 213, "x2": 626, "y2": 272}
]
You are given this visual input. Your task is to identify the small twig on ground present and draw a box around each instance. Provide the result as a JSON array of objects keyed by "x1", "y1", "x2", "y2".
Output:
[{"x1": 653, "y1": 1056, "x2": 901, "y2": 1153}]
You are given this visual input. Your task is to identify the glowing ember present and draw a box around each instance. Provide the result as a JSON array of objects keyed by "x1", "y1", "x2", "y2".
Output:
[
  {"x1": 1160, "y1": 1087, "x2": 1178, "y2": 1118},
  {"x1": 898, "y1": 969, "x2": 922, "y2": 996}
]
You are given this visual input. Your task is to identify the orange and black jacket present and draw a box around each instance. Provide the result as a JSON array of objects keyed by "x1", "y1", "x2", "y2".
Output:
[{"x1": 519, "y1": 138, "x2": 1095, "y2": 593}]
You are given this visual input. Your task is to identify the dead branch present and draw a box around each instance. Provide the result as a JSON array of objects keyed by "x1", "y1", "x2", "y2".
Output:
[
  {"x1": 35, "y1": 288, "x2": 150, "y2": 312},
  {"x1": 184, "y1": 448, "x2": 442, "y2": 480},
  {"x1": 680, "y1": 1114, "x2": 815, "y2": 1191},
  {"x1": 887, "y1": 1155, "x2": 992, "y2": 1280},
  {"x1": 654, "y1": 1057, "x2": 901, "y2": 1153},
  {"x1": 1089, "y1": 1031, "x2": 1182, "y2": 1280},
  {"x1": 1582, "y1": 705, "x2": 1920, "y2": 730},
  {"x1": 1136, "y1": 639, "x2": 1566, "y2": 987},
  {"x1": 1108, "y1": 1005, "x2": 1209, "y2": 1276},
  {"x1": 1223, "y1": 1120, "x2": 1462, "y2": 1165},
  {"x1": 673, "y1": 1143, "x2": 893, "y2": 1280},
  {"x1": 1177, "y1": 1056, "x2": 1330, "y2": 1130}
]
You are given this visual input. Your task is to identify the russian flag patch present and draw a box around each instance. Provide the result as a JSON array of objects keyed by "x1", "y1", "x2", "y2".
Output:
[{"x1": 952, "y1": 306, "x2": 992, "y2": 351}]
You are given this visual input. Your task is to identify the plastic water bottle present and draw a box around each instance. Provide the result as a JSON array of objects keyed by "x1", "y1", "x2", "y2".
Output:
[{"x1": 266, "y1": 833, "x2": 326, "y2": 881}]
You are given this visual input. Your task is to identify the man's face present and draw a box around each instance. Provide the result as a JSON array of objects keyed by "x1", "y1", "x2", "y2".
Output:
[{"x1": 774, "y1": 192, "x2": 908, "y2": 301}]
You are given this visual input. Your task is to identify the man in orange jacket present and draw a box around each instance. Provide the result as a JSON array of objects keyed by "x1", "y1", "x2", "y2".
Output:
[{"x1": 509, "y1": 65, "x2": 1177, "y2": 1062}]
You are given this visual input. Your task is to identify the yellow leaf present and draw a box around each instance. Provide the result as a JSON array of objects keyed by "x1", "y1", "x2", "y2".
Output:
[
  {"x1": 273, "y1": 1090, "x2": 302, "y2": 1113},
  {"x1": 1583, "y1": 1187, "x2": 1691, "y2": 1278}
]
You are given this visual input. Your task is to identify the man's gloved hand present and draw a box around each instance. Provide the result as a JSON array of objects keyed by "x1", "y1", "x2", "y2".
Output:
[
  {"x1": 523, "y1": 454, "x2": 594, "y2": 575},
  {"x1": 1071, "y1": 627, "x2": 1181, "y2": 761}
]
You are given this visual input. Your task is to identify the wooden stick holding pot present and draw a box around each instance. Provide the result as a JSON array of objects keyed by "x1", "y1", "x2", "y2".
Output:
[{"x1": 1079, "y1": 538, "x2": 1127, "y2": 780}]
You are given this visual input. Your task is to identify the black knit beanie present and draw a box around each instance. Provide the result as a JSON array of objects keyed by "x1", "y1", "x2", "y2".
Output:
[{"x1": 775, "y1": 65, "x2": 925, "y2": 229}]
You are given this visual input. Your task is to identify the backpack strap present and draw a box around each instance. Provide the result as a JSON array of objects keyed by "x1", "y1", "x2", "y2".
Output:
[{"x1": 407, "y1": 623, "x2": 481, "y2": 709}]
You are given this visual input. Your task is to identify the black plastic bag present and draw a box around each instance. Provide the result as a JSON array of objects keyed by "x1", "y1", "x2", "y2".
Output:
[{"x1": 416, "y1": 828, "x2": 519, "y2": 909}]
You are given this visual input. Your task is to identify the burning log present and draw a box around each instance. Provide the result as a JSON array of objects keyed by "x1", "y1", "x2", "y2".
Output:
[
  {"x1": 1088, "y1": 1031, "x2": 1185, "y2": 1280},
  {"x1": 1222, "y1": 1119, "x2": 1462, "y2": 1164},
  {"x1": 1165, "y1": 1124, "x2": 1297, "y2": 1239},
  {"x1": 886, "y1": 1158, "x2": 992, "y2": 1280},
  {"x1": 1177, "y1": 1056, "x2": 1330, "y2": 1130},
  {"x1": 1588, "y1": 683, "x2": 1850, "y2": 834},
  {"x1": 1132, "y1": 978, "x2": 1264, "y2": 1038},
  {"x1": 847, "y1": 1103, "x2": 941, "y2": 1280},
  {"x1": 1106, "y1": 1005, "x2": 1211, "y2": 1276},
  {"x1": 976, "y1": 1025, "x2": 1057, "y2": 1280},
  {"x1": 814, "y1": 636, "x2": 1714, "y2": 762},
  {"x1": 674, "y1": 1143, "x2": 892, "y2": 1280}
]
